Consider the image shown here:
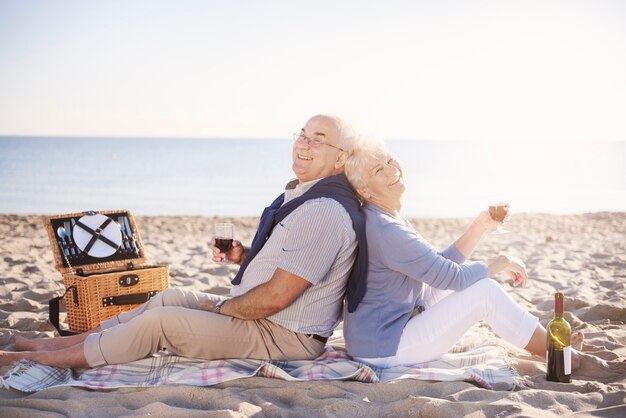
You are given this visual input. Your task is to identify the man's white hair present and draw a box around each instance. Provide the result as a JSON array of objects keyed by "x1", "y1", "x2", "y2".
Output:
[{"x1": 315, "y1": 114, "x2": 356, "y2": 154}]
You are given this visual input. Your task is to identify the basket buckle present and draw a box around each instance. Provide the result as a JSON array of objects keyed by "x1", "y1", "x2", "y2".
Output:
[{"x1": 119, "y1": 274, "x2": 139, "y2": 287}]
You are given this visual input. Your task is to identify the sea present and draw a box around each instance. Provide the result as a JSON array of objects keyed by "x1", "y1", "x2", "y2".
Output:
[{"x1": 1, "y1": 137, "x2": 625, "y2": 218}]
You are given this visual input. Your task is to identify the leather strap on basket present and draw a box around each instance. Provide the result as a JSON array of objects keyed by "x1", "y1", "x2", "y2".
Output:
[
  {"x1": 75, "y1": 218, "x2": 118, "y2": 253},
  {"x1": 48, "y1": 286, "x2": 79, "y2": 336},
  {"x1": 102, "y1": 290, "x2": 158, "y2": 307}
]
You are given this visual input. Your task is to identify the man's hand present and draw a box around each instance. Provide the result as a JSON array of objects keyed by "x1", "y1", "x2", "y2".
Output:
[
  {"x1": 211, "y1": 238, "x2": 247, "y2": 265},
  {"x1": 198, "y1": 299, "x2": 217, "y2": 312}
]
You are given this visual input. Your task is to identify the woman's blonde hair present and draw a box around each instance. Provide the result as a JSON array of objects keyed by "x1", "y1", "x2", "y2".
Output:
[{"x1": 345, "y1": 135, "x2": 389, "y2": 194}]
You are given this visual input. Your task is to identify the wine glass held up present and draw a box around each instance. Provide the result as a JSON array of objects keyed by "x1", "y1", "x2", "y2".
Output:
[
  {"x1": 488, "y1": 201, "x2": 510, "y2": 235},
  {"x1": 213, "y1": 223, "x2": 234, "y2": 264}
]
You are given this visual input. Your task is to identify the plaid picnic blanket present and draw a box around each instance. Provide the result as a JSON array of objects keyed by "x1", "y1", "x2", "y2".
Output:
[{"x1": 1, "y1": 332, "x2": 530, "y2": 392}]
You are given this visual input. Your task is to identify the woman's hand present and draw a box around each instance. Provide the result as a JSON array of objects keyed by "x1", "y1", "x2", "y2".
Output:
[
  {"x1": 504, "y1": 255, "x2": 527, "y2": 287},
  {"x1": 487, "y1": 254, "x2": 528, "y2": 287},
  {"x1": 475, "y1": 208, "x2": 510, "y2": 232},
  {"x1": 452, "y1": 208, "x2": 511, "y2": 259},
  {"x1": 211, "y1": 238, "x2": 246, "y2": 265}
]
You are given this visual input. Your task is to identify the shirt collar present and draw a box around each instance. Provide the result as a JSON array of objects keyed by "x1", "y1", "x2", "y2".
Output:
[{"x1": 284, "y1": 178, "x2": 323, "y2": 204}]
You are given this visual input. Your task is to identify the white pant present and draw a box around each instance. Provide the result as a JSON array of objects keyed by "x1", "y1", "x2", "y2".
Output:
[{"x1": 357, "y1": 279, "x2": 538, "y2": 368}]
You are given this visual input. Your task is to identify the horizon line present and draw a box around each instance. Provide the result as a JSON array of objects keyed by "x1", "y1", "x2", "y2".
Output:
[{"x1": 1, "y1": 134, "x2": 625, "y2": 143}]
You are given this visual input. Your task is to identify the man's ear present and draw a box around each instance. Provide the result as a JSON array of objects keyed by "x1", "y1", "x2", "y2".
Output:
[{"x1": 335, "y1": 151, "x2": 347, "y2": 169}]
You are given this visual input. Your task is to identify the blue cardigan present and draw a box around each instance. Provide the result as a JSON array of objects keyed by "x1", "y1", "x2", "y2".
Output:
[{"x1": 343, "y1": 203, "x2": 489, "y2": 358}]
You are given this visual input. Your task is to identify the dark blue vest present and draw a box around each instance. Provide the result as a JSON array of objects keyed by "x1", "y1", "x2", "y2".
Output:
[{"x1": 231, "y1": 173, "x2": 367, "y2": 312}]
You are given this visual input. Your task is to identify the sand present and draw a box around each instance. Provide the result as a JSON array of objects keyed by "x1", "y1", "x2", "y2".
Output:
[{"x1": 1, "y1": 212, "x2": 625, "y2": 417}]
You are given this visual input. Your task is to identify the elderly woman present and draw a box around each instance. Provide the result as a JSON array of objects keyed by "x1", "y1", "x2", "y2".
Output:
[{"x1": 343, "y1": 136, "x2": 625, "y2": 379}]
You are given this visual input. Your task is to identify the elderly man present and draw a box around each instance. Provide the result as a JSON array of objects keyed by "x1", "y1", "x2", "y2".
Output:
[{"x1": 3, "y1": 114, "x2": 367, "y2": 368}]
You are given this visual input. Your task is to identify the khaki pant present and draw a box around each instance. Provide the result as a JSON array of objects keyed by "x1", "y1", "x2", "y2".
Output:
[{"x1": 84, "y1": 288, "x2": 325, "y2": 367}]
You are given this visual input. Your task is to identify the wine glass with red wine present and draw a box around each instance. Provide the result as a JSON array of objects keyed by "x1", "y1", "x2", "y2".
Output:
[
  {"x1": 488, "y1": 202, "x2": 510, "y2": 235},
  {"x1": 214, "y1": 223, "x2": 234, "y2": 264}
]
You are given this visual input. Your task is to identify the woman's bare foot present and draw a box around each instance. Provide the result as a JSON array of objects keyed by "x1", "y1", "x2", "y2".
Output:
[
  {"x1": 541, "y1": 331, "x2": 626, "y2": 380},
  {"x1": 572, "y1": 350, "x2": 626, "y2": 380},
  {"x1": 572, "y1": 331, "x2": 583, "y2": 351},
  {"x1": 571, "y1": 331, "x2": 609, "y2": 354}
]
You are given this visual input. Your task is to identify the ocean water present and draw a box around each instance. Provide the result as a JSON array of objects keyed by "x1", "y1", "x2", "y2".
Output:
[{"x1": 0, "y1": 137, "x2": 624, "y2": 218}]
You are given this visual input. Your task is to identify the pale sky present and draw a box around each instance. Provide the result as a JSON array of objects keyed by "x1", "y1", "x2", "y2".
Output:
[{"x1": 1, "y1": 0, "x2": 625, "y2": 141}]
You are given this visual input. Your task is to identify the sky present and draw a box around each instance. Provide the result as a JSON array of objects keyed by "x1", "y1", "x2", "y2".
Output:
[{"x1": 1, "y1": 0, "x2": 625, "y2": 141}]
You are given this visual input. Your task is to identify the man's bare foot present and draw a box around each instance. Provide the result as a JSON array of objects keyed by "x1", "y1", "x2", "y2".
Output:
[
  {"x1": 14, "y1": 335, "x2": 61, "y2": 351},
  {"x1": 0, "y1": 350, "x2": 25, "y2": 366},
  {"x1": 2, "y1": 344, "x2": 89, "y2": 369},
  {"x1": 14, "y1": 335, "x2": 38, "y2": 351},
  {"x1": 14, "y1": 329, "x2": 97, "y2": 352}
]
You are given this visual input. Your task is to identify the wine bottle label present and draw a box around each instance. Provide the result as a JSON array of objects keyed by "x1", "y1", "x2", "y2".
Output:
[{"x1": 563, "y1": 345, "x2": 571, "y2": 375}]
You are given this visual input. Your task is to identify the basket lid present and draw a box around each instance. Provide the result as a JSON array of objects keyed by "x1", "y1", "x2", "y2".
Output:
[
  {"x1": 73, "y1": 213, "x2": 123, "y2": 258},
  {"x1": 44, "y1": 210, "x2": 148, "y2": 275}
]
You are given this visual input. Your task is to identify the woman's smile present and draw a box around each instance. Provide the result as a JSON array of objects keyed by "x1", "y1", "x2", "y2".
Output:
[{"x1": 389, "y1": 175, "x2": 401, "y2": 186}]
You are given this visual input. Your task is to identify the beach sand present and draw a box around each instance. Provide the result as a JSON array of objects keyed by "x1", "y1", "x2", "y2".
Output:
[{"x1": 1, "y1": 213, "x2": 625, "y2": 417}]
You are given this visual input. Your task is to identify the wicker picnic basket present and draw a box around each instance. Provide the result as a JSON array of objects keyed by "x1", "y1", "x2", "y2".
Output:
[{"x1": 44, "y1": 210, "x2": 169, "y2": 334}]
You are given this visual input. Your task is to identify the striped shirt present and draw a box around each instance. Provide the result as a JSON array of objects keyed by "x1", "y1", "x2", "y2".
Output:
[{"x1": 230, "y1": 178, "x2": 357, "y2": 336}]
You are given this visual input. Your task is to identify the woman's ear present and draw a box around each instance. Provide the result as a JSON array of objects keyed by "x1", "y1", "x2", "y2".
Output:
[{"x1": 357, "y1": 187, "x2": 371, "y2": 200}]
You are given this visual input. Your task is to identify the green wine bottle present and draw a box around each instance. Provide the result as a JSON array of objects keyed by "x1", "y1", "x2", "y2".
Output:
[{"x1": 546, "y1": 292, "x2": 572, "y2": 383}]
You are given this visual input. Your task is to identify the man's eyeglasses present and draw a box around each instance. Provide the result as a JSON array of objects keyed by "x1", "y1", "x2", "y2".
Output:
[{"x1": 293, "y1": 133, "x2": 345, "y2": 152}]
